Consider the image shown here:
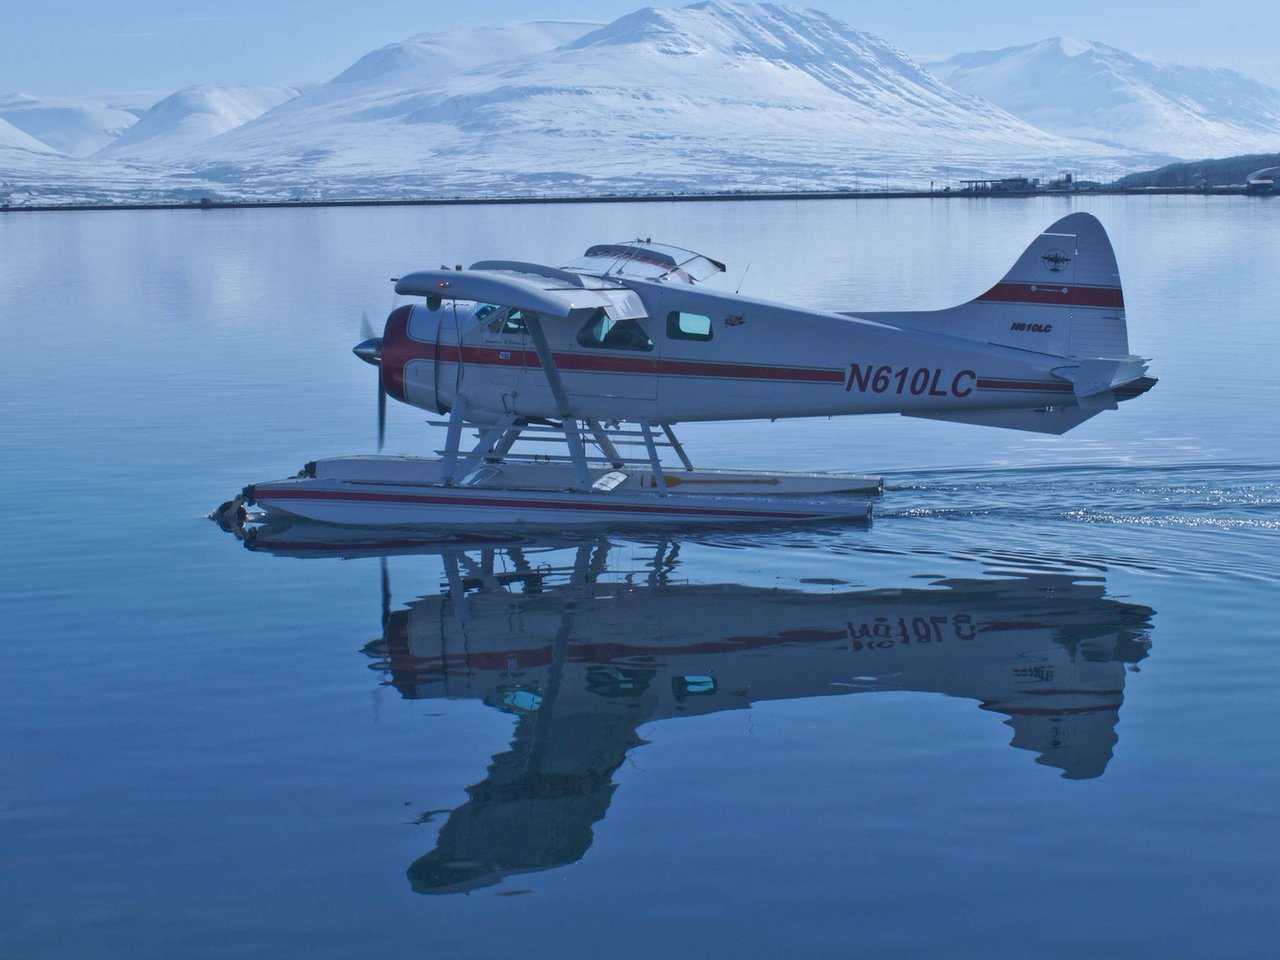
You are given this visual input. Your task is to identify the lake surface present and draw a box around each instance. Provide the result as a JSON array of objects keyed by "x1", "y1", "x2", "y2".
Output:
[{"x1": 1, "y1": 196, "x2": 1277, "y2": 959}]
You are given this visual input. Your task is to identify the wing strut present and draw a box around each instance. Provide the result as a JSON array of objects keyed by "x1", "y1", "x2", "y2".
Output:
[{"x1": 525, "y1": 315, "x2": 591, "y2": 490}]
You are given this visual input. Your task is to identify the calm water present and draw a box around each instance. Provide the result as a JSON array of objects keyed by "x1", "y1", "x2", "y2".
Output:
[{"x1": 1, "y1": 196, "x2": 1277, "y2": 958}]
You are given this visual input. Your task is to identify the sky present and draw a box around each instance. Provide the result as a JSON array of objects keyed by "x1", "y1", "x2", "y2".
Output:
[{"x1": 5, "y1": 0, "x2": 1277, "y2": 98}]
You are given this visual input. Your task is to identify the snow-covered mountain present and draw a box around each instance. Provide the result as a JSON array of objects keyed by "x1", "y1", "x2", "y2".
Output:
[
  {"x1": 14, "y1": 3, "x2": 1280, "y2": 204},
  {"x1": 0, "y1": 93, "x2": 156, "y2": 157},
  {"x1": 97, "y1": 85, "x2": 301, "y2": 161},
  {"x1": 190, "y1": 2, "x2": 1117, "y2": 197},
  {"x1": 929, "y1": 38, "x2": 1280, "y2": 158}
]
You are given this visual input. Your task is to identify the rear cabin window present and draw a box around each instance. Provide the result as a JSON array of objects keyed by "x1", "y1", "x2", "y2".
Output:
[
  {"x1": 577, "y1": 309, "x2": 654, "y2": 352},
  {"x1": 667, "y1": 310, "x2": 713, "y2": 341}
]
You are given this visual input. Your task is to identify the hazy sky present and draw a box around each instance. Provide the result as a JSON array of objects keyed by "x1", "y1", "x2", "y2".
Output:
[{"x1": 6, "y1": 0, "x2": 1276, "y2": 97}]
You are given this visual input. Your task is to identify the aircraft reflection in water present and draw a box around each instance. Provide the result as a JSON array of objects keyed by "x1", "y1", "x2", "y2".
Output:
[{"x1": 247, "y1": 523, "x2": 1155, "y2": 895}]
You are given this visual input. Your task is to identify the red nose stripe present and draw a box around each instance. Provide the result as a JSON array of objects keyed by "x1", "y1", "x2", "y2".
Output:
[{"x1": 378, "y1": 305, "x2": 415, "y2": 404}]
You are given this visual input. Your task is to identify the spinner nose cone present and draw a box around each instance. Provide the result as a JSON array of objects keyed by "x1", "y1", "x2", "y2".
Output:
[{"x1": 353, "y1": 337, "x2": 383, "y2": 366}]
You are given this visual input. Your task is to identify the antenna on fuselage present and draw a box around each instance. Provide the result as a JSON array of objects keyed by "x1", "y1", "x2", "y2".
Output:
[{"x1": 736, "y1": 262, "x2": 751, "y2": 294}]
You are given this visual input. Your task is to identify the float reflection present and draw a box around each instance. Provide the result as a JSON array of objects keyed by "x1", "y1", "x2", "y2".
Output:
[{"x1": 247, "y1": 522, "x2": 1155, "y2": 895}]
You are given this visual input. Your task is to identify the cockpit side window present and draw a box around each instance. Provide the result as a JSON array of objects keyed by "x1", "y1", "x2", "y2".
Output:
[
  {"x1": 485, "y1": 307, "x2": 529, "y2": 336},
  {"x1": 576, "y1": 309, "x2": 654, "y2": 352}
]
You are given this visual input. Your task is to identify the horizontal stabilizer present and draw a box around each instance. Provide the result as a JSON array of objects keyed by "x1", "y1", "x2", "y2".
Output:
[
  {"x1": 905, "y1": 405, "x2": 1105, "y2": 435},
  {"x1": 1053, "y1": 358, "x2": 1149, "y2": 398}
]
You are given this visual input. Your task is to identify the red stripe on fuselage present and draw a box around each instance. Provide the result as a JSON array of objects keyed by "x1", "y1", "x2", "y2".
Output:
[
  {"x1": 414, "y1": 341, "x2": 844, "y2": 384},
  {"x1": 976, "y1": 283, "x2": 1124, "y2": 309},
  {"x1": 976, "y1": 378, "x2": 1074, "y2": 394}
]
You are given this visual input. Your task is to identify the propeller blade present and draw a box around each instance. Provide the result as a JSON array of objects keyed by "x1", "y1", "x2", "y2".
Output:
[
  {"x1": 360, "y1": 310, "x2": 376, "y2": 342},
  {"x1": 377, "y1": 366, "x2": 387, "y2": 453},
  {"x1": 353, "y1": 334, "x2": 387, "y2": 452}
]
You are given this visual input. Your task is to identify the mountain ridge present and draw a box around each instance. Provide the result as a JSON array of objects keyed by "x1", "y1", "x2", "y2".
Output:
[
  {"x1": 97, "y1": 85, "x2": 301, "y2": 161},
  {"x1": 929, "y1": 37, "x2": 1280, "y2": 156},
  {"x1": 5, "y1": 4, "x2": 1277, "y2": 204}
]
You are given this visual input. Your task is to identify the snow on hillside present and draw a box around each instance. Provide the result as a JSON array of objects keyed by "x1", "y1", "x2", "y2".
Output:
[
  {"x1": 331, "y1": 19, "x2": 599, "y2": 86},
  {"x1": 193, "y1": 2, "x2": 1122, "y2": 198},
  {"x1": 0, "y1": 114, "x2": 58, "y2": 153},
  {"x1": 0, "y1": 146, "x2": 216, "y2": 207},
  {"x1": 0, "y1": 93, "x2": 157, "y2": 157},
  {"x1": 98, "y1": 85, "x2": 301, "y2": 161},
  {"x1": 930, "y1": 38, "x2": 1280, "y2": 158}
]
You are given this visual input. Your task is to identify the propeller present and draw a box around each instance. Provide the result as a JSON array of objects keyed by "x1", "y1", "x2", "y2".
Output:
[{"x1": 353, "y1": 310, "x2": 386, "y2": 452}]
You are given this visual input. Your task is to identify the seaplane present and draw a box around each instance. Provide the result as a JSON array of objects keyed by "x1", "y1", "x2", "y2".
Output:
[{"x1": 218, "y1": 212, "x2": 1155, "y2": 529}]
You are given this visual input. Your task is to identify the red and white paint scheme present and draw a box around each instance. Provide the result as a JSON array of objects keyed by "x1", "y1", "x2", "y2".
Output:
[{"x1": 228, "y1": 212, "x2": 1154, "y2": 528}]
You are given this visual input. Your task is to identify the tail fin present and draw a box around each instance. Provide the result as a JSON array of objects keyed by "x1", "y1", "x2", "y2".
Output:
[
  {"x1": 975, "y1": 211, "x2": 1129, "y2": 358},
  {"x1": 860, "y1": 213, "x2": 1156, "y2": 435},
  {"x1": 852, "y1": 212, "x2": 1131, "y2": 360}
]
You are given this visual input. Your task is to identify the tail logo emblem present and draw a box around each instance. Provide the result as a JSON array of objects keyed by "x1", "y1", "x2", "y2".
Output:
[{"x1": 1041, "y1": 250, "x2": 1072, "y2": 273}]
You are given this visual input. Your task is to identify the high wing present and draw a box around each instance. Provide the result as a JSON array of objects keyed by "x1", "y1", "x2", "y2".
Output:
[
  {"x1": 394, "y1": 239, "x2": 724, "y2": 320},
  {"x1": 395, "y1": 268, "x2": 624, "y2": 318}
]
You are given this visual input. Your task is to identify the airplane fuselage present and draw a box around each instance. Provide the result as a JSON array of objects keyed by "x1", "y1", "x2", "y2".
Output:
[{"x1": 381, "y1": 281, "x2": 1111, "y2": 425}]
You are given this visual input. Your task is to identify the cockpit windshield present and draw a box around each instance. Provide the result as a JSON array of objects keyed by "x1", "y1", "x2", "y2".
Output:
[{"x1": 481, "y1": 305, "x2": 529, "y2": 336}]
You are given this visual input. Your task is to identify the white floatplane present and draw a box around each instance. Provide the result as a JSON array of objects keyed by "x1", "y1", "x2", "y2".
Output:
[{"x1": 219, "y1": 213, "x2": 1154, "y2": 529}]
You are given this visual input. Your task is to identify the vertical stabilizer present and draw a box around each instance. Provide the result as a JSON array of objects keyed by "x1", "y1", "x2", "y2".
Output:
[
  {"x1": 850, "y1": 213, "x2": 1132, "y2": 360},
  {"x1": 978, "y1": 212, "x2": 1129, "y2": 358}
]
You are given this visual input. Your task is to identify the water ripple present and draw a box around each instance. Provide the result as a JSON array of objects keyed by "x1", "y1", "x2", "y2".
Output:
[{"x1": 877, "y1": 462, "x2": 1280, "y2": 583}]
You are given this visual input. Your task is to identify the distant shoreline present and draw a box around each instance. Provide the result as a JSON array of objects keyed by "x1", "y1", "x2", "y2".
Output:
[{"x1": 0, "y1": 183, "x2": 1257, "y2": 214}]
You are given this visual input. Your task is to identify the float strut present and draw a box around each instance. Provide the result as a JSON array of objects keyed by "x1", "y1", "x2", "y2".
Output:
[
  {"x1": 662, "y1": 423, "x2": 694, "y2": 471},
  {"x1": 487, "y1": 422, "x2": 524, "y2": 462},
  {"x1": 562, "y1": 419, "x2": 592, "y2": 491},
  {"x1": 587, "y1": 419, "x2": 625, "y2": 468},
  {"x1": 441, "y1": 396, "x2": 469, "y2": 485},
  {"x1": 640, "y1": 420, "x2": 668, "y2": 494},
  {"x1": 454, "y1": 414, "x2": 517, "y2": 480}
]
